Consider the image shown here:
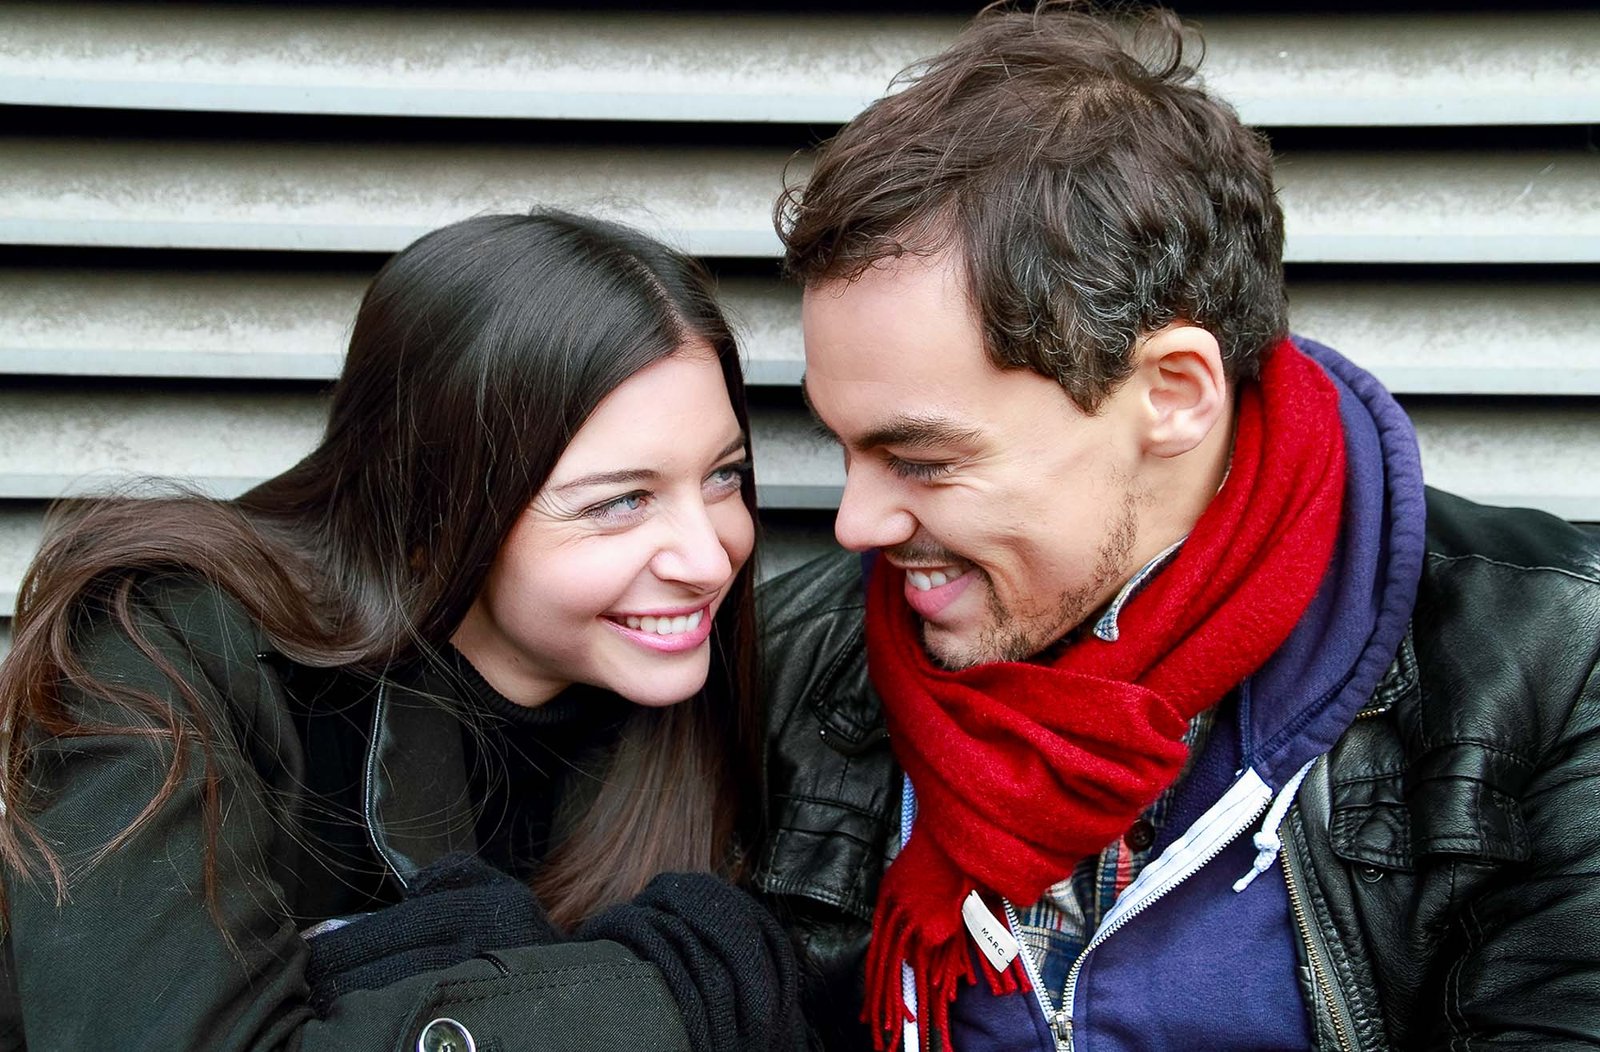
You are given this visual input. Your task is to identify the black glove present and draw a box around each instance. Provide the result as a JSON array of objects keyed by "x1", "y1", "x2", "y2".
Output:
[
  {"x1": 577, "y1": 872, "x2": 806, "y2": 1052},
  {"x1": 303, "y1": 851, "x2": 559, "y2": 1015}
]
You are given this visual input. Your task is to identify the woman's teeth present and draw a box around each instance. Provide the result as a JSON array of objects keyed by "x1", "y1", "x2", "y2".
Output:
[
  {"x1": 622, "y1": 610, "x2": 704, "y2": 635},
  {"x1": 906, "y1": 569, "x2": 959, "y2": 591}
]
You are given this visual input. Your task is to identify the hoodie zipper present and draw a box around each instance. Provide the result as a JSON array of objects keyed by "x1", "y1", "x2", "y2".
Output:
[
  {"x1": 1002, "y1": 898, "x2": 1071, "y2": 1051},
  {"x1": 1000, "y1": 769, "x2": 1277, "y2": 1052},
  {"x1": 1281, "y1": 822, "x2": 1359, "y2": 1052}
]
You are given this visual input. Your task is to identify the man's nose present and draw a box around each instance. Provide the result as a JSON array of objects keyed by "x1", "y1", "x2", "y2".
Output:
[{"x1": 832, "y1": 463, "x2": 916, "y2": 553}]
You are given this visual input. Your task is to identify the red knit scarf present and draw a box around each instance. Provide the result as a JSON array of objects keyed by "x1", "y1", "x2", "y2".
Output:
[{"x1": 861, "y1": 340, "x2": 1346, "y2": 1051}]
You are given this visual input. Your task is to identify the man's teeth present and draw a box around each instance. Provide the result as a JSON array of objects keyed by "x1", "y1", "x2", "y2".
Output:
[
  {"x1": 622, "y1": 610, "x2": 704, "y2": 635},
  {"x1": 906, "y1": 569, "x2": 956, "y2": 591}
]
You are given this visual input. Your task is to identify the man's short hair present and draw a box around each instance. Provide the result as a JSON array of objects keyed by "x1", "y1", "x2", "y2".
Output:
[{"x1": 776, "y1": 3, "x2": 1287, "y2": 412}]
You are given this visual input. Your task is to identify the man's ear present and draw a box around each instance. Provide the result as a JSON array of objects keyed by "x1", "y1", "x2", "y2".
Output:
[{"x1": 1133, "y1": 324, "x2": 1228, "y2": 458}]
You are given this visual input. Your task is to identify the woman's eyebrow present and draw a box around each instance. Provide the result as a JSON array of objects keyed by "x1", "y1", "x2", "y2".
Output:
[{"x1": 552, "y1": 433, "x2": 747, "y2": 493}]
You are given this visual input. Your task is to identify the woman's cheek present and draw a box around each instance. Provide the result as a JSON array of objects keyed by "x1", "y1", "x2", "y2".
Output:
[{"x1": 715, "y1": 502, "x2": 757, "y2": 576}]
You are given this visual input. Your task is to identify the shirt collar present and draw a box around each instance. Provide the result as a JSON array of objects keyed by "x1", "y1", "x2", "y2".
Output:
[{"x1": 1091, "y1": 534, "x2": 1187, "y2": 643}]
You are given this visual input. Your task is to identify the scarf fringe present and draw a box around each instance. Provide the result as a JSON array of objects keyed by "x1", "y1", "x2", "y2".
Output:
[
  {"x1": 863, "y1": 892, "x2": 979, "y2": 1052},
  {"x1": 864, "y1": 883, "x2": 1034, "y2": 1052}
]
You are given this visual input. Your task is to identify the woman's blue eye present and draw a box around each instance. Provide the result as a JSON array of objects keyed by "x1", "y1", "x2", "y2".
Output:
[
  {"x1": 585, "y1": 491, "x2": 649, "y2": 522},
  {"x1": 707, "y1": 461, "x2": 752, "y2": 492}
]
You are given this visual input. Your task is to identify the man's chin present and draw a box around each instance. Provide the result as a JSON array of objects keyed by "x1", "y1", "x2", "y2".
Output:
[
  {"x1": 920, "y1": 614, "x2": 1071, "y2": 670},
  {"x1": 919, "y1": 623, "x2": 991, "y2": 671}
]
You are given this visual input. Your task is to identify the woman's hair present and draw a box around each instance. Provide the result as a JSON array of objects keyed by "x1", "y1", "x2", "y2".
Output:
[{"x1": 0, "y1": 211, "x2": 763, "y2": 930}]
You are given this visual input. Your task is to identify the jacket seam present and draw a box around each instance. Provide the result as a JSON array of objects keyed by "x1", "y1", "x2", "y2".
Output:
[
  {"x1": 1444, "y1": 862, "x2": 1472, "y2": 1052},
  {"x1": 765, "y1": 601, "x2": 866, "y2": 638},
  {"x1": 756, "y1": 873, "x2": 870, "y2": 919},
  {"x1": 430, "y1": 962, "x2": 655, "y2": 996},
  {"x1": 1419, "y1": 740, "x2": 1537, "y2": 768},
  {"x1": 1329, "y1": 771, "x2": 1405, "y2": 789},
  {"x1": 806, "y1": 620, "x2": 876, "y2": 740},
  {"x1": 1427, "y1": 550, "x2": 1600, "y2": 588},
  {"x1": 773, "y1": 792, "x2": 885, "y2": 821}
]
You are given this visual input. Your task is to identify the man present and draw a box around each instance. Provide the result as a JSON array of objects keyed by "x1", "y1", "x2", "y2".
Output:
[{"x1": 753, "y1": 5, "x2": 1600, "y2": 1051}]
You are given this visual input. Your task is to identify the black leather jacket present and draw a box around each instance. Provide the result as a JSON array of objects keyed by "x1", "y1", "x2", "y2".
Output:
[{"x1": 754, "y1": 489, "x2": 1600, "y2": 1050}]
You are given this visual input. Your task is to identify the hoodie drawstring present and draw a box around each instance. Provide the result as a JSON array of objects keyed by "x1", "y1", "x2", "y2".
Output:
[{"x1": 1232, "y1": 757, "x2": 1319, "y2": 893}]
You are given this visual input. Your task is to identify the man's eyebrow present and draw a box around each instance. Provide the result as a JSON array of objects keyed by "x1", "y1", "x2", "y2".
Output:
[
  {"x1": 858, "y1": 415, "x2": 983, "y2": 451},
  {"x1": 553, "y1": 433, "x2": 747, "y2": 492},
  {"x1": 801, "y1": 376, "x2": 980, "y2": 451}
]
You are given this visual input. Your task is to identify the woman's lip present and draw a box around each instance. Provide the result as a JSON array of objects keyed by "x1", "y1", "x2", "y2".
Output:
[
  {"x1": 601, "y1": 607, "x2": 716, "y2": 653},
  {"x1": 606, "y1": 602, "x2": 711, "y2": 619}
]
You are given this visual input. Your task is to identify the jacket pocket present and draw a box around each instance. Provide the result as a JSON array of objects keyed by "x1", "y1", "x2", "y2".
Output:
[{"x1": 1330, "y1": 770, "x2": 1413, "y2": 873}]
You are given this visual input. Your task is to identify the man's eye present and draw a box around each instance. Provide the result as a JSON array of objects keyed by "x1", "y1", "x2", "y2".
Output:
[{"x1": 886, "y1": 456, "x2": 951, "y2": 482}]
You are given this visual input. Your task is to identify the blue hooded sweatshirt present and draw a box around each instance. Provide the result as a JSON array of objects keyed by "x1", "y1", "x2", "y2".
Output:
[{"x1": 900, "y1": 338, "x2": 1428, "y2": 1052}]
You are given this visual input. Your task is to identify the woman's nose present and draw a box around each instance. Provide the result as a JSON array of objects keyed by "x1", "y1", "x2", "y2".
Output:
[{"x1": 651, "y1": 502, "x2": 737, "y2": 590}]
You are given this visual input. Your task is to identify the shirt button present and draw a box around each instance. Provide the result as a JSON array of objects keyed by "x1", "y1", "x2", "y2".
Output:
[
  {"x1": 418, "y1": 1018, "x2": 477, "y2": 1052},
  {"x1": 1123, "y1": 819, "x2": 1156, "y2": 852}
]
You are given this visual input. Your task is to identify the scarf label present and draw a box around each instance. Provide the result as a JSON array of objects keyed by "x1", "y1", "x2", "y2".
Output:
[{"x1": 961, "y1": 890, "x2": 1020, "y2": 972}]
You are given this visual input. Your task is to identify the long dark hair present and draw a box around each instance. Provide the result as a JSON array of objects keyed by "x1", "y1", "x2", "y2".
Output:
[{"x1": 0, "y1": 211, "x2": 763, "y2": 929}]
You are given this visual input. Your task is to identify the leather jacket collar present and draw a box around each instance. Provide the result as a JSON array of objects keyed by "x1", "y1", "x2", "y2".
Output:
[{"x1": 362, "y1": 673, "x2": 480, "y2": 889}]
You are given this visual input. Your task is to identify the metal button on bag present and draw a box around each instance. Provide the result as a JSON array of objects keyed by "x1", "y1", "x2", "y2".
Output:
[{"x1": 417, "y1": 1017, "x2": 477, "y2": 1052}]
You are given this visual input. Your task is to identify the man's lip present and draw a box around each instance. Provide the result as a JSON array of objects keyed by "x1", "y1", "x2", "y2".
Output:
[
  {"x1": 885, "y1": 558, "x2": 969, "y2": 574},
  {"x1": 902, "y1": 566, "x2": 976, "y2": 619}
]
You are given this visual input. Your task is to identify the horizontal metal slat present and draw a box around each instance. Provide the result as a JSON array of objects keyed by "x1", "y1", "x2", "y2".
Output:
[
  {"x1": 0, "y1": 388, "x2": 327, "y2": 500},
  {"x1": 1195, "y1": 13, "x2": 1600, "y2": 126},
  {"x1": 2, "y1": 140, "x2": 1595, "y2": 263},
  {"x1": 1287, "y1": 281, "x2": 1600, "y2": 396},
  {"x1": 0, "y1": 268, "x2": 364, "y2": 380},
  {"x1": 0, "y1": 140, "x2": 791, "y2": 257},
  {"x1": 1, "y1": 6, "x2": 1594, "y2": 126},
  {"x1": 0, "y1": 504, "x2": 38, "y2": 615},
  {"x1": 5, "y1": 269, "x2": 1598, "y2": 396},
  {"x1": 0, "y1": 4, "x2": 954, "y2": 125},
  {"x1": 1272, "y1": 152, "x2": 1599, "y2": 264},
  {"x1": 2, "y1": 389, "x2": 1596, "y2": 517}
]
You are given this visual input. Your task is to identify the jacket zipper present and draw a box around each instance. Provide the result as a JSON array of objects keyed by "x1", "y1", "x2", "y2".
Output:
[
  {"x1": 1002, "y1": 899, "x2": 1071, "y2": 1052},
  {"x1": 1000, "y1": 770, "x2": 1277, "y2": 1052},
  {"x1": 1282, "y1": 822, "x2": 1360, "y2": 1052}
]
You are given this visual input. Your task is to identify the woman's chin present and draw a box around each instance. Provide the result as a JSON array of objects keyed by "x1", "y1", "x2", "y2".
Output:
[{"x1": 604, "y1": 656, "x2": 713, "y2": 709}]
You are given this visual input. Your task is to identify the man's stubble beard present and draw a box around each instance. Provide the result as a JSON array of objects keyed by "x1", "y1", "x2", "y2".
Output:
[{"x1": 923, "y1": 493, "x2": 1141, "y2": 670}]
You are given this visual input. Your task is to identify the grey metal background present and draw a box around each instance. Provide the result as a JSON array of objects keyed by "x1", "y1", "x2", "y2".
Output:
[{"x1": 2, "y1": 1, "x2": 1597, "y2": 653}]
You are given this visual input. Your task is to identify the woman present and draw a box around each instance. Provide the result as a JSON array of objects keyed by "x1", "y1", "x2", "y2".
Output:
[{"x1": 0, "y1": 212, "x2": 801, "y2": 1051}]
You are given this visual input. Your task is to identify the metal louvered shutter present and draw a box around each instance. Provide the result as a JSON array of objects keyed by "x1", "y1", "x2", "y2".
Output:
[{"x1": 2, "y1": 2, "x2": 1597, "y2": 653}]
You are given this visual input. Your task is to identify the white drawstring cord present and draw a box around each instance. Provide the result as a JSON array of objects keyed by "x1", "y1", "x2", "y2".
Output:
[{"x1": 1232, "y1": 757, "x2": 1319, "y2": 893}]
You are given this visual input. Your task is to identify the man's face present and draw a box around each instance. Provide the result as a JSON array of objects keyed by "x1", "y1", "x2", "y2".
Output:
[{"x1": 802, "y1": 252, "x2": 1153, "y2": 669}]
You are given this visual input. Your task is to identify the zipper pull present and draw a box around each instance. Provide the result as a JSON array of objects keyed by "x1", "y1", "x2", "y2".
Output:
[{"x1": 1051, "y1": 1007, "x2": 1073, "y2": 1052}]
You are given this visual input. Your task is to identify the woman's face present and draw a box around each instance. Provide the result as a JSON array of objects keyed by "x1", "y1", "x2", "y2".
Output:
[{"x1": 453, "y1": 343, "x2": 755, "y2": 707}]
